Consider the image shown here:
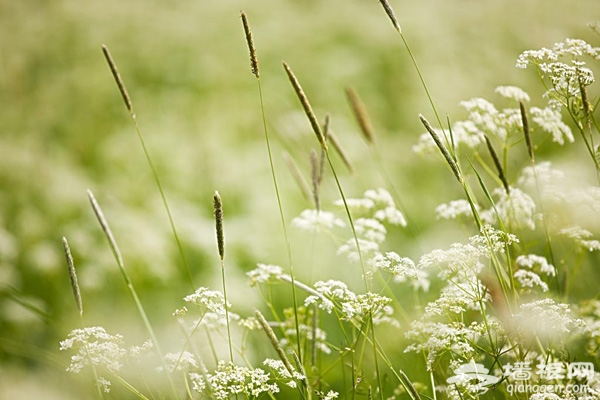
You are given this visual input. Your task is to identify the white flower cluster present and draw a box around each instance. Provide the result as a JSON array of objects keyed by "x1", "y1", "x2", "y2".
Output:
[
  {"x1": 517, "y1": 38, "x2": 599, "y2": 101},
  {"x1": 304, "y1": 279, "x2": 395, "y2": 324},
  {"x1": 414, "y1": 86, "x2": 574, "y2": 156},
  {"x1": 189, "y1": 361, "x2": 279, "y2": 399},
  {"x1": 514, "y1": 253, "x2": 556, "y2": 293},
  {"x1": 60, "y1": 327, "x2": 153, "y2": 392},
  {"x1": 292, "y1": 209, "x2": 345, "y2": 231},
  {"x1": 560, "y1": 226, "x2": 600, "y2": 252},
  {"x1": 336, "y1": 188, "x2": 407, "y2": 261},
  {"x1": 160, "y1": 351, "x2": 198, "y2": 373},
  {"x1": 370, "y1": 252, "x2": 430, "y2": 291},
  {"x1": 435, "y1": 199, "x2": 478, "y2": 220},
  {"x1": 481, "y1": 187, "x2": 537, "y2": 230},
  {"x1": 263, "y1": 358, "x2": 306, "y2": 388},
  {"x1": 184, "y1": 287, "x2": 229, "y2": 316},
  {"x1": 246, "y1": 263, "x2": 286, "y2": 286},
  {"x1": 514, "y1": 299, "x2": 585, "y2": 339}
]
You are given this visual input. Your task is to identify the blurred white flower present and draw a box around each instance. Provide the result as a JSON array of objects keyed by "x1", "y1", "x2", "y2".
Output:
[
  {"x1": 516, "y1": 254, "x2": 555, "y2": 276},
  {"x1": 495, "y1": 85, "x2": 531, "y2": 102},
  {"x1": 292, "y1": 209, "x2": 345, "y2": 231},
  {"x1": 514, "y1": 270, "x2": 549, "y2": 292},
  {"x1": 435, "y1": 199, "x2": 478, "y2": 220},
  {"x1": 247, "y1": 264, "x2": 285, "y2": 286}
]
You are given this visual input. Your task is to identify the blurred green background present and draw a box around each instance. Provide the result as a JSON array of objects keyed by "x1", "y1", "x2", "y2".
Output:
[{"x1": 0, "y1": 0, "x2": 598, "y2": 397}]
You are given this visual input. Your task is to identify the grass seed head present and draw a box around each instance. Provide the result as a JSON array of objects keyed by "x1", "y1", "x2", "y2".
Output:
[
  {"x1": 213, "y1": 191, "x2": 225, "y2": 261},
  {"x1": 282, "y1": 61, "x2": 328, "y2": 151},
  {"x1": 240, "y1": 11, "x2": 259, "y2": 78},
  {"x1": 62, "y1": 236, "x2": 83, "y2": 316},
  {"x1": 346, "y1": 87, "x2": 375, "y2": 144},
  {"x1": 519, "y1": 101, "x2": 534, "y2": 162},
  {"x1": 378, "y1": 0, "x2": 402, "y2": 33},
  {"x1": 484, "y1": 135, "x2": 510, "y2": 194},
  {"x1": 101, "y1": 44, "x2": 134, "y2": 117},
  {"x1": 418, "y1": 114, "x2": 463, "y2": 184}
]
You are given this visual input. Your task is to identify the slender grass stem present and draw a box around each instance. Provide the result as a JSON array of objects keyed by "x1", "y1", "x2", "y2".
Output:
[
  {"x1": 101, "y1": 44, "x2": 194, "y2": 290},
  {"x1": 87, "y1": 190, "x2": 180, "y2": 400}
]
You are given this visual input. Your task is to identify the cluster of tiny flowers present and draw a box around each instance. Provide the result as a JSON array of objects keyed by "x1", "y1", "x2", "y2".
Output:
[
  {"x1": 560, "y1": 226, "x2": 600, "y2": 252},
  {"x1": 335, "y1": 188, "x2": 406, "y2": 226},
  {"x1": 246, "y1": 263, "x2": 286, "y2": 286},
  {"x1": 189, "y1": 361, "x2": 279, "y2": 399},
  {"x1": 184, "y1": 287, "x2": 229, "y2": 316},
  {"x1": 263, "y1": 358, "x2": 306, "y2": 388},
  {"x1": 424, "y1": 279, "x2": 488, "y2": 317},
  {"x1": 414, "y1": 86, "x2": 574, "y2": 156},
  {"x1": 159, "y1": 351, "x2": 198, "y2": 373},
  {"x1": 418, "y1": 242, "x2": 483, "y2": 280},
  {"x1": 513, "y1": 254, "x2": 555, "y2": 293},
  {"x1": 60, "y1": 327, "x2": 152, "y2": 392},
  {"x1": 435, "y1": 199, "x2": 478, "y2": 220},
  {"x1": 292, "y1": 209, "x2": 345, "y2": 231},
  {"x1": 517, "y1": 161, "x2": 565, "y2": 193},
  {"x1": 481, "y1": 187, "x2": 537, "y2": 230},
  {"x1": 530, "y1": 106, "x2": 574, "y2": 145},
  {"x1": 304, "y1": 280, "x2": 394, "y2": 323},
  {"x1": 60, "y1": 327, "x2": 128, "y2": 374},
  {"x1": 370, "y1": 252, "x2": 430, "y2": 291},
  {"x1": 514, "y1": 299, "x2": 586, "y2": 339},
  {"x1": 404, "y1": 321, "x2": 481, "y2": 369},
  {"x1": 337, "y1": 238, "x2": 380, "y2": 263},
  {"x1": 469, "y1": 224, "x2": 519, "y2": 256},
  {"x1": 495, "y1": 85, "x2": 531, "y2": 102},
  {"x1": 517, "y1": 38, "x2": 599, "y2": 101}
]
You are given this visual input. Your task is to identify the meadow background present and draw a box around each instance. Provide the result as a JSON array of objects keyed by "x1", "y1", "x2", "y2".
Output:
[{"x1": 1, "y1": 0, "x2": 599, "y2": 398}]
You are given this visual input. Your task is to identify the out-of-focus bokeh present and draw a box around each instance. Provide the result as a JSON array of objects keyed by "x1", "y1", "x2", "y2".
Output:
[{"x1": 1, "y1": 0, "x2": 598, "y2": 397}]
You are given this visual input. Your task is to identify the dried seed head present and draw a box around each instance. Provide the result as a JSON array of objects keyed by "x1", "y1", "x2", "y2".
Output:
[
  {"x1": 418, "y1": 114, "x2": 463, "y2": 184},
  {"x1": 484, "y1": 136, "x2": 510, "y2": 194},
  {"x1": 62, "y1": 237, "x2": 83, "y2": 316},
  {"x1": 327, "y1": 129, "x2": 355, "y2": 173},
  {"x1": 240, "y1": 11, "x2": 259, "y2": 78},
  {"x1": 213, "y1": 191, "x2": 225, "y2": 261},
  {"x1": 283, "y1": 152, "x2": 313, "y2": 203},
  {"x1": 255, "y1": 309, "x2": 294, "y2": 374},
  {"x1": 282, "y1": 61, "x2": 328, "y2": 150},
  {"x1": 378, "y1": 0, "x2": 402, "y2": 33},
  {"x1": 519, "y1": 101, "x2": 534, "y2": 162},
  {"x1": 345, "y1": 87, "x2": 375, "y2": 144},
  {"x1": 101, "y1": 44, "x2": 134, "y2": 117}
]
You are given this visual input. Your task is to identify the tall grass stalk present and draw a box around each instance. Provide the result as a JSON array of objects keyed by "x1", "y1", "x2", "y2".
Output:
[
  {"x1": 241, "y1": 11, "x2": 304, "y2": 365},
  {"x1": 101, "y1": 44, "x2": 194, "y2": 290},
  {"x1": 86, "y1": 189, "x2": 180, "y2": 400},
  {"x1": 61, "y1": 236, "x2": 104, "y2": 399},
  {"x1": 213, "y1": 191, "x2": 234, "y2": 363}
]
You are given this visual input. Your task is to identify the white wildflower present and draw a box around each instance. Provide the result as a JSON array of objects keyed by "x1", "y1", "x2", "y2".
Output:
[
  {"x1": 159, "y1": 351, "x2": 198, "y2": 373},
  {"x1": 374, "y1": 206, "x2": 407, "y2": 226},
  {"x1": 514, "y1": 270, "x2": 549, "y2": 292},
  {"x1": 435, "y1": 199, "x2": 477, "y2": 220},
  {"x1": 530, "y1": 106, "x2": 574, "y2": 145},
  {"x1": 495, "y1": 86, "x2": 531, "y2": 103},
  {"x1": 560, "y1": 226, "x2": 600, "y2": 251},
  {"x1": 370, "y1": 252, "x2": 429, "y2": 291},
  {"x1": 424, "y1": 279, "x2": 488, "y2": 317},
  {"x1": 60, "y1": 327, "x2": 127, "y2": 374},
  {"x1": 419, "y1": 243, "x2": 483, "y2": 280},
  {"x1": 247, "y1": 264, "x2": 284, "y2": 286},
  {"x1": 469, "y1": 225, "x2": 519, "y2": 255},
  {"x1": 97, "y1": 377, "x2": 111, "y2": 393},
  {"x1": 292, "y1": 209, "x2": 345, "y2": 231},
  {"x1": 516, "y1": 254, "x2": 555, "y2": 276},
  {"x1": 184, "y1": 287, "x2": 229, "y2": 317},
  {"x1": 190, "y1": 361, "x2": 279, "y2": 399},
  {"x1": 337, "y1": 238, "x2": 380, "y2": 263},
  {"x1": 322, "y1": 390, "x2": 340, "y2": 400},
  {"x1": 482, "y1": 187, "x2": 537, "y2": 230},
  {"x1": 354, "y1": 218, "x2": 387, "y2": 243},
  {"x1": 517, "y1": 161, "x2": 565, "y2": 191},
  {"x1": 263, "y1": 358, "x2": 306, "y2": 386},
  {"x1": 515, "y1": 299, "x2": 585, "y2": 339}
]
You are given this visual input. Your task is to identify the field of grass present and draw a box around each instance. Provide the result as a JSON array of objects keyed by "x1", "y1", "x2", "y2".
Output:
[{"x1": 1, "y1": 0, "x2": 600, "y2": 398}]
